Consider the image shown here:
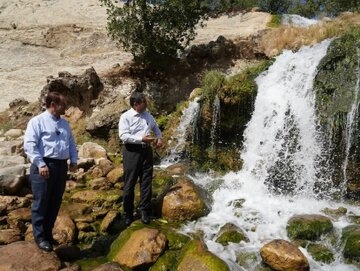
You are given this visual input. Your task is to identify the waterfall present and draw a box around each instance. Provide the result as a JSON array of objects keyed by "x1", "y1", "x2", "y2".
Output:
[
  {"x1": 342, "y1": 52, "x2": 360, "y2": 194},
  {"x1": 210, "y1": 95, "x2": 221, "y2": 150},
  {"x1": 183, "y1": 40, "x2": 359, "y2": 271},
  {"x1": 161, "y1": 97, "x2": 200, "y2": 166}
]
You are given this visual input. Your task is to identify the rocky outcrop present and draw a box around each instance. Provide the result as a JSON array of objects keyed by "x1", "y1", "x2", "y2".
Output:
[
  {"x1": 39, "y1": 67, "x2": 103, "y2": 113},
  {"x1": 161, "y1": 179, "x2": 209, "y2": 222},
  {"x1": 78, "y1": 142, "x2": 107, "y2": 160},
  {"x1": 260, "y1": 239, "x2": 309, "y2": 271},
  {"x1": 0, "y1": 241, "x2": 61, "y2": 271},
  {"x1": 0, "y1": 165, "x2": 27, "y2": 195}
]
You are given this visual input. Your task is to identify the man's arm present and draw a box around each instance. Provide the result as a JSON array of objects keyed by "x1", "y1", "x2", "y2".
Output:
[
  {"x1": 119, "y1": 114, "x2": 143, "y2": 144},
  {"x1": 24, "y1": 118, "x2": 46, "y2": 168},
  {"x1": 68, "y1": 126, "x2": 78, "y2": 172},
  {"x1": 151, "y1": 115, "x2": 163, "y2": 148}
]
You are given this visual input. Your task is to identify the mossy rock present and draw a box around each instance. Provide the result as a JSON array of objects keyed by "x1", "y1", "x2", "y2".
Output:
[
  {"x1": 348, "y1": 215, "x2": 360, "y2": 225},
  {"x1": 162, "y1": 229, "x2": 190, "y2": 251},
  {"x1": 215, "y1": 223, "x2": 248, "y2": 246},
  {"x1": 287, "y1": 214, "x2": 333, "y2": 241},
  {"x1": 342, "y1": 225, "x2": 360, "y2": 262},
  {"x1": 176, "y1": 240, "x2": 230, "y2": 271},
  {"x1": 307, "y1": 243, "x2": 335, "y2": 264},
  {"x1": 71, "y1": 189, "x2": 122, "y2": 207},
  {"x1": 149, "y1": 250, "x2": 179, "y2": 271},
  {"x1": 322, "y1": 207, "x2": 347, "y2": 219},
  {"x1": 236, "y1": 252, "x2": 259, "y2": 270}
]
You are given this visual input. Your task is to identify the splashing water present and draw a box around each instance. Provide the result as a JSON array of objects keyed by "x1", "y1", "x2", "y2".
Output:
[
  {"x1": 161, "y1": 97, "x2": 200, "y2": 167},
  {"x1": 210, "y1": 95, "x2": 221, "y2": 150},
  {"x1": 183, "y1": 40, "x2": 360, "y2": 271},
  {"x1": 282, "y1": 14, "x2": 319, "y2": 27}
]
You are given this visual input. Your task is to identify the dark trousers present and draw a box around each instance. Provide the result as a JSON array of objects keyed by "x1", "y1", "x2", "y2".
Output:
[
  {"x1": 30, "y1": 158, "x2": 67, "y2": 242},
  {"x1": 122, "y1": 144, "x2": 153, "y2": 215}
]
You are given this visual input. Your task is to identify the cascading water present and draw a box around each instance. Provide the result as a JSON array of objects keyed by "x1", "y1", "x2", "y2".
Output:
[
  {"x1": 342, "y1": 52, "x2": 360, "y2": 195},
  {"x1": 210, "y1": 95, "x2": 221, "y2": 150},
  {"x1": 161, "y1": 97, "x2": 200, "y2": 166},
  {"x1": 182, "y1": 40, "x2": 360, "y2": 271}
]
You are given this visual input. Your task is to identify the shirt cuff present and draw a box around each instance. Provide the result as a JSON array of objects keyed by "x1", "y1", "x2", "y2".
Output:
[
  {"x1": 37, "y1": 160, "x2": 46, "y2": 168},
  {"x1": 135, "y1": 135, "x2": 143, "y2": 144}
]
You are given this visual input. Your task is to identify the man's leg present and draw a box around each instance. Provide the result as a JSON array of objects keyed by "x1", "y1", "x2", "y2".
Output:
[
  {"x1": 30, "y1": 164, "x2": 50, "y2": 243},
  {"x1": 122, "y1": 146, "x2": 141, "y2": 220},
  {"x1": 43, "y1": 160, "x2": 67, "y2": 243},
  {"x1": 139, "y1": 147, "x2": 153, "y2": 223}
]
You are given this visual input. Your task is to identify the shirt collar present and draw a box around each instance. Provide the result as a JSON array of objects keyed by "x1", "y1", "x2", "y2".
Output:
[
  {"x1": 44, "y1": 110, "x2": 60, "y2": 121},
  {"x1": 129, "y1": 108, "x2": 140, "y2": 116}
]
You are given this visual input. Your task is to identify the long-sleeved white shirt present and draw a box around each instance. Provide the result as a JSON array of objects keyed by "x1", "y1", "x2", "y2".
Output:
[
  {"x1": 118, "y1": 108, "x2": 162, "y2": 144},
  {"x1": 24, "y1": 110, "x2": 78, "y2": 168}
]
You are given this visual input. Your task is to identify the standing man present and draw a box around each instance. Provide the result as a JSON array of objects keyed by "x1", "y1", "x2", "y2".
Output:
[
  {"x1": 119, "y1": 92, "x2": 163, "y2": 226},
  {"x1": 24, "y1": 92, "x2": 77, "y2": 252}
]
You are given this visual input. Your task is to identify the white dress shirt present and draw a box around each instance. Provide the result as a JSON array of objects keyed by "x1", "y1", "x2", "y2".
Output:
[
  {"x1": 119, "y1": 108, "x2": 162, "y2": 144},
  {"x1": 24, "y1": 110, "x2": 78, "y2": 168}
]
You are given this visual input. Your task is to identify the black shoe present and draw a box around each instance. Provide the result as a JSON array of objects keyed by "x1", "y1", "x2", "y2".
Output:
[
  {"x1": 37, "y1": 240, "x2": 53, "y2": 252},
  {"x1": 125, "y1": 214, "x2": 133, "y2": 227},
  {"x1": 140, "y1": 211, "x2": 150, "y2": 224}
]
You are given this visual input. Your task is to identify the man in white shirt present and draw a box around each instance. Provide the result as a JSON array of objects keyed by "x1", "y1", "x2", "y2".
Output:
[
  {"x1": 24, "y1": 92, "x2": 77, "y2": 251},
  {"x1": 119, "y1": 92, "x2": 163, "y2": 226}
]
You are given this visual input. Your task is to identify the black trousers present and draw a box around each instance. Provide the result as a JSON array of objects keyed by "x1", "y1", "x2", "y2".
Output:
[
  {"x1": 30, "y1": 158, "x2": 67, "y2": 242},
  {"x1": 122, "y1": 144, "x2": 153, "y2": 215}
]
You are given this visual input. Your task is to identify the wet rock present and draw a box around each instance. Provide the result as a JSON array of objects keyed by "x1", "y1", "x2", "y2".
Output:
[
  {"x1": 100, "y1": 210, "x2": 119, "y2": 233},
  {"x1": 40, "y1": 67, "x2": 103, "y2": 113},
  {"x1": 107, "y1": 166, "x2": 124, "y2": 184},
  {"x1": 322, "y1": 207, "x2": 347, "y2": 219},
  {"x1": 78, "y1": 142, "x2": 107, "y2": 160},
  {"x1": 0, "y1": 229, "x2": 21, "y2": 245},
  {"x1": 91, "y1": 262, "x2": 124, "y2": 271},
  {"x1": 166, "y1": 163, "x2": 189, "y2": 175},
  {"x1": 287, "y1": 214, "x2": 333, "y2": 241},
  {"x1": 62, "y1": 203, "x2": 92, "y2": 220},
  {"x1": 215, "y1": 223, "x2": 249, "y2": 245},
  {"x1": 260, "y1": 239, "x2": 309, "y2": 271},
  {"x1": 307, "y1": 243, "x2": 334, "y2": 264},
  {"x1": 342, "y1": 225, "x2": 360, "y2": 262},
  {"x1": 55, "y1": 245, "x2": 81, "y2": 262},
  {"x1": 177, "y1": 239, "x2": 230, "y2": 271},
  {"x1": 0, "y1": 241, "x2": 61, "y2": 271},
  {"x1": 162, "y1": 179, "x2": 209, "y2": 222},
  {"x1": 0, "y1": 165, "x2": 27, "y2": 195},
  {"x1": 236, "y1": 252, "x2": 259, "y2": 270},
  {"x1": 108, "y1": 227, "x2": 166, "y2": 269},
  {"x1": 76, "y1": 222, "x2": 92, "y2": 232},
  {"x1": 150, "y1": 250, "x2": 179, "y2": 271}
]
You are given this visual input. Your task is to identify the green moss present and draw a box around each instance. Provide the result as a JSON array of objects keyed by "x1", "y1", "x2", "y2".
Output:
[
  {"x1": 162, "y1": 229, "x2": 190, "y2": 250},
  {"x1": 149, "y1": 250, "x2": 179, "y2": 271},
  {"x1": 287, "y1": 215, "x2": 333, "y2": 241},
  {"x1": 322, "y1": 207, "x2": 347, "y2": 218},
  {"x1": 76, "y1": 256, "x2": 108, "y2": 271},
  {"x1": 215, "y1": 223, "x2": 248, "y2": 246},
  {"x1": 176, "y1": 240, "x2": 230, "y2": 271},
  {"x1": 267, "y1": 14, "x2": 282, "y2": 28},
  {"x1": 156, "y1": 115, "x2": 170, "y2": 131},
  {"x1": 307, "y1": 243, "x2": 335, "y2": 264},
  {"x1": 342, "y1": 225, "x2": 360, "y2": 262}
]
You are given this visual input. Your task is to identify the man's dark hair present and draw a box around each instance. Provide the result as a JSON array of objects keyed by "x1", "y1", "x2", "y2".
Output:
[
  {"x1": 130, "y1": 92, "x2": 145, "y2": 107},
  {"x1": 45, "y1": 92, "x2": 64, "y2": 108}
]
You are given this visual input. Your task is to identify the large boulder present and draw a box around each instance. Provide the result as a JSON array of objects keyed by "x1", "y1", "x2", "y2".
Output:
[
  {"x1": 177, "y1": 240, "x2": 230, "y2": 271},
  {"x1": 85, "y1": 98, "x2": 128, "y2": 137},
  {"x1": 0, "y1": 141, "x2": 23, "y2": 156},
  {"x1": 0, "y1": 155, "x2": 26, "y2": 168},
  {"x1": 342, "y1": 225, "x2": 360, "y2": 263},
  {"x1": 0, "y1": 165, "x2": 27, "y2": 195},
  {"x1": 108, "y1": 227, "x2": 167, "y2": 269},
  {"x1": 39, "y1": 67, "x2": 103, "y2": 113},
  {"x1": 161, "y1": 179, "x2": 209, "y2": 222},
  {"x1": 78, "y1": 142, "x2": 107, "y2": 160},
  {"x1": 260, "y1": 239, "x2": 309, "y2": 271},
  {"x1": 4, "y1": 129, "x2": 23, "y2": 139},
  {"x1": 0, "y1": 241, "x2": 61, "y2": 271},
  {"x1": 287, "y1": 214, "x2": 333, "y2": 241}
]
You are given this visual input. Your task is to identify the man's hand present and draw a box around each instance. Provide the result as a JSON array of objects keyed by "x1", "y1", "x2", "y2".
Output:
[
  {"x1": 142, "y1": 135, "x2": 155, "y2": 144},
  {"x1": 39, "y1": 165, "x2": 50, "y2": 179},
  {"x1": 155, "y1": 138, "x2": 163, "y2": 149},
  {"x1": 69, "y1": 163, "x2": 77, "y2": 173}
]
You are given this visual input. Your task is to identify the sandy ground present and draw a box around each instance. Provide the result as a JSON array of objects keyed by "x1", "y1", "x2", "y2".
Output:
[{"x1": 0, "y1": 0, "x2": 270, "y2": 111}]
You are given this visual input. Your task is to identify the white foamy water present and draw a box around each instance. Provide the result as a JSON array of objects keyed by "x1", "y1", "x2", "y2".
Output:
[
  {"x1": 182, "y1": 40, "x2": 360, "y2": 270},
  {"x1": 161, "y1": 97, "x2": 200, "y2": 167},
  {"x1": 282, "y1": 14, "x2": 319, "y2": 27}
]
